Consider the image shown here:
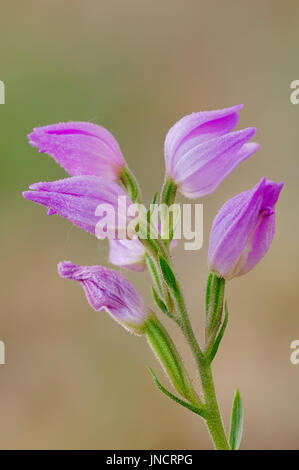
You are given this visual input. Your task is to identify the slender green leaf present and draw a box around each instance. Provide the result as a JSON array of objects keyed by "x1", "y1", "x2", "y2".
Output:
[
  {"x1": 207, "y1": 301, "x2": 229, "y2": 363},
  {"x1": 151, "y1": 191, "x2": 158, "y2": 207},
  {"x1": 145, "y1": 317, "x2": 200, "y2": 405},
  {"x1": 229, "y1": 389, "x2": 243, "y2": 450},
  {"x1": 145, "y1": 254, "x2": 162, "y2": 293},
  {"x1": 205, "y1": 274, "x2": 225, "y2": 344},
  {"x1": 152, "y1": 287, "x2": 168, "y2": 313},
  {"x1": 159, "y1": 256, "x2": 178, "y2": 295},
  {"x1": 205, "y1": 272, "x2": 213, "y2": 317},
  {"x1": 149, "y1": 368, "x2": 206, "y2": 418},
  {"x1": 151, "y1": 287, "x2": 178, "y2": 322}
]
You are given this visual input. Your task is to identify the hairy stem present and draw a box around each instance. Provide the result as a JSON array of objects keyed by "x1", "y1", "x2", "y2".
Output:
[
  {"x1": 197, "y1": 358, "x2": 230, "y2": 450},
  {"x1": 162, "y1": 258, "x2": 229, "y2": 449},
  {"x1": 145, "y1": 180, "x2": 229, "y2": 449}
]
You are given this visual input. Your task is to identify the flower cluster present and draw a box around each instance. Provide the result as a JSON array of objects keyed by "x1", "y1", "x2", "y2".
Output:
[{"x1": 23, "y1": 105, "x2": 283, "y2": 449}]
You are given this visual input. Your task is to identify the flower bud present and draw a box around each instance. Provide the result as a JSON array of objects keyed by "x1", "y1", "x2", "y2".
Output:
[
  {"x1": 208, "y1": 178, "x2": 284, "y2": 280},
  {"x1": 58, "y1": 261, "x2": 151, "y2": 334}
]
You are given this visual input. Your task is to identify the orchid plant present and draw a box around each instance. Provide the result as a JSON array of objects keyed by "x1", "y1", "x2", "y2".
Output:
[{"x1": 23, "y1": 105, "x2": 283, "y2": 450}]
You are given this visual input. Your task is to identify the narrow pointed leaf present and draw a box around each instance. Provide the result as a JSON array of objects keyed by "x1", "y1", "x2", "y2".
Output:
[
  {"x1": 159, "y1": 256, "x2": 179, "y2": 295},
  {"x1": 205, "y1": 272, "x2": 213, "y2": 317},
  {"x1": 207, "y1": 301, "x2": 229, "y2": 363},
  {"x1": 152, "y1": 287, "x2": 168, "y2": 313},
  {"x1": 151, "y1": 191, "x2": 158, "y2": 207},
  {"x1": 149, "y1": 368, "x2": 206, "y2": 417},
  {"x1": 229, "y1": 389, "x2": 243, "y2": 450},
  {"x1": 145, "y1": 254, "x2": 162, "y2": 293}
]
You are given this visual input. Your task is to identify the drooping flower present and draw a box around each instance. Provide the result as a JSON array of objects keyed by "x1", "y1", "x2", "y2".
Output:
[
  {"x1": 23, "y1": 176, "x2": 133, "y2": 239},
  {"x1": 58, "y1": 261, "x2": 151, "y2": 334},
  {"x1": 28, "y1": 121, "x2": 126, "y2": 181},
  {"x1": 164, "y1": 105, "x2": 259, "y2": 198},
  {"x1": 208, "y1": 177, "x2": 283, "y2": 280}
]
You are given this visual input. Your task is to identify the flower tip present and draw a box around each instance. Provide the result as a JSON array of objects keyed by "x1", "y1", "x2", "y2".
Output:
[
  {"x1": 244, "y1": 141, "x2": 260, "y2": 155},
  {"x1": 234, "y1": 103, "x2": 243, "y2": 111},
  {"x1": 22, "y1": 190, "x2": 33, "y2": 200},
  {"x1": 236, "y1": 126, "x2": 257, "y2": 141},
  {"x1": 27, "y1": 131, "x2": 39, "y2": 147},
  {"x1": 247, "y1": 126, "x2": 257, "y2": 138},
  {"x1": 57, "y1": 261, "x2": 76, "y2": 279},
  {"x1": 28, "y1": 181, "x2": 48, "y2": 190},
  {"x1": 275, "y1": 180, "x2": 284, "y2": 201},
  {"x1": 278, "y1": 181, "x2": 285, "y2": 191}
]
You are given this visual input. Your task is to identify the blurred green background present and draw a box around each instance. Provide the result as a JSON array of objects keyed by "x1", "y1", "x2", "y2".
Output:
[{"x1": 0, "y1": 0, "x2": 298, "y2": 449}]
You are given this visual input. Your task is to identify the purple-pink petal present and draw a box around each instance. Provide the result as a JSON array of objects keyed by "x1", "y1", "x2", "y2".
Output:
[
  {"x1": 164, "y1": 105, "x2": 259, "y2": 199},
  {"x1": 208, "y1": 178, "x2": 284, "y2": 279},
  {"x1": 173, "y1": 129, "x2": 258, "y2": 199},
  {"x1": 28, "y1": 121, "x2": 125, "y2": 181},
  {"x1": 23, "y1": 176, "x2": 132, "y2": 237},
  {"x1": 108, "y1": 225, "x2": 178, "y2": 272},
  {"x1": 109, "y1": 237, "x2": 147, "y2": 272},
  {"x1": 165, "y1": 104, "x2": 243, "y2": 174},
  {"x1": 58, "y1": 261, "x2": 150, "y2": 332}
]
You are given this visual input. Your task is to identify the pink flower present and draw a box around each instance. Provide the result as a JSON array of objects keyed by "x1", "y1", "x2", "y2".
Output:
[
  {"x1": 208, "y1": 178, "x2": 284, "y2": 279},
  {"x1": 23, "y1": 176, "x2": 133, "y2": 238},
  {"x1": 164, "y1": 105, "x2": 259, "y2": 198},
  {"x1": 28, "y1": 121, "x2": 126, "y2": 181},
  {"x1": 58, "y1": 261, "x2": 151, "y2": 334}
]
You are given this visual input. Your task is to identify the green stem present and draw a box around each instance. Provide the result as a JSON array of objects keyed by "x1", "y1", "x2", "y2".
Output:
[
  {"x1": 144, "y1": 182, "x2": 229, "y2": 449},
  {"x1": 175, "y1": 290, "x2": 204, "y2": 362},
  {"x1": 197, "y1": 358, "x2": 230, "y2": 450},
  {"x1": 169, "y1": 269, "x2": 229, "y2": 449}
]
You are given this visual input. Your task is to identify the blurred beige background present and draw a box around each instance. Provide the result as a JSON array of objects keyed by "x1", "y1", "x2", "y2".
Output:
[{"x1": 0, "y1": 0, "x2": 298, "y2": 449}]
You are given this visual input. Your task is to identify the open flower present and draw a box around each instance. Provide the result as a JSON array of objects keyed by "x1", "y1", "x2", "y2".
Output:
[
  {"x1": 58, "y1": 261, "x2": 151, "y2": 334},
  {"x1": 164, "y1": 105, "x2": 259, "y2": 198},
  {"x1": 208, "y1": 177, "x2": 284, "y2": 280},
  {"x1": 28, "y1": 121, "x2": 126, "y2": 181},
  {"x1": 23, "y1": 176, "x2": 133, "y2": 238}
]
